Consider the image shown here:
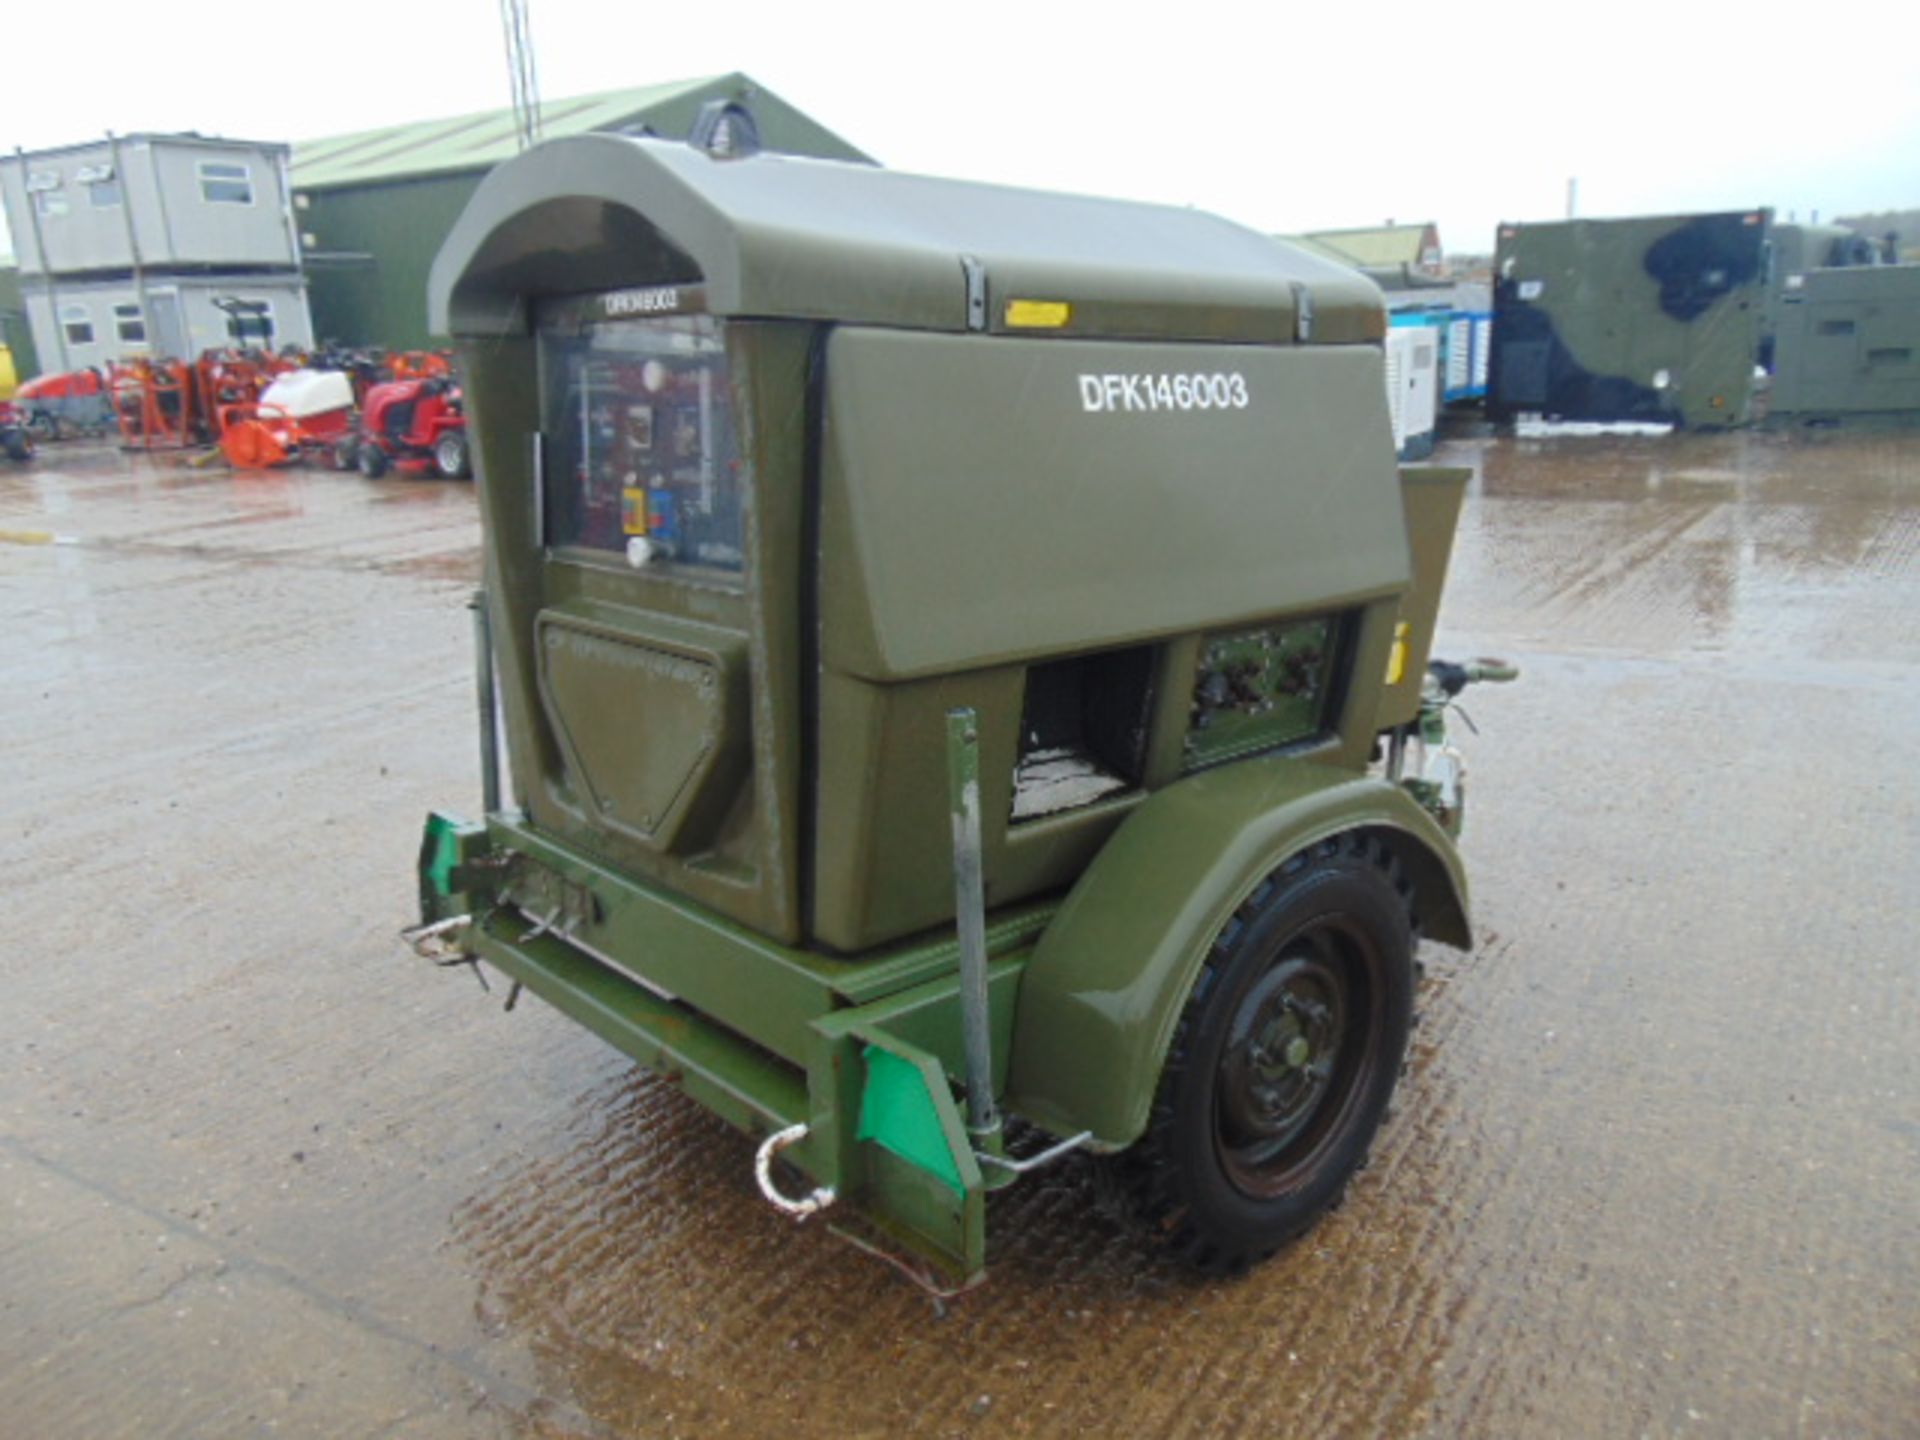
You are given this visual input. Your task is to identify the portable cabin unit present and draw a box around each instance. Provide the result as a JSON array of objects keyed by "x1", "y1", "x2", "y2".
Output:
[
  {"x1": 20, "y1": 275, "x2": 313, "y2": 370},
  {"x1": 0, "y1": 133, "x2": 312, "y2": 370}
]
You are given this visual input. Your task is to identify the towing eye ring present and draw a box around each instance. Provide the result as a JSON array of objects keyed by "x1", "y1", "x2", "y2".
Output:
[{"x1": 754, "y1": 1123, "x2": 837, "y2": 1218}]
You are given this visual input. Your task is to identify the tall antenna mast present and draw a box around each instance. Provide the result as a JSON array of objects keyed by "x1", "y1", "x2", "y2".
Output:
[{"x1": 499, "y1": 0, "x2": 542, "y2": 151}]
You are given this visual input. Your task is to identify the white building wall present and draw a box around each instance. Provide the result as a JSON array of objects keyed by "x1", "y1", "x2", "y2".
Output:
[
  {"x1": 1, "y1": 141, "x2": 136, "y2": 273},
  {"x1": 22, "y1": 275, "x2": 313, "y2": 368},
  {"x1": 173, "y1": 279, "x2": 314, "y2": 354},
  {"x1": 0, "y1": 135, "x2": 300, "y2": 276},
  {"x1": 144, "y1": 140, "x2": 301, "y2": 269},
  {"x1": 1, "y1": 162, "x2": 50, "y2": 273}
]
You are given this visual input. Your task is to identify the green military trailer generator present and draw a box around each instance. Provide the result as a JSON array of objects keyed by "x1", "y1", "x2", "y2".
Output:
[{"x1": 407, "y1": 119, "x2": 1511, "y2": 1288}]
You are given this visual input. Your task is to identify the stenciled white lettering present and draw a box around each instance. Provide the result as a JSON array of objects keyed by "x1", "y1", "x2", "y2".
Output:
[
  {"x1": 1076, "y1": 372, "x2": 1251, "y2": 415},
  {"x1": 604, "y1": 287, "x2": 682, "y2": 317}
]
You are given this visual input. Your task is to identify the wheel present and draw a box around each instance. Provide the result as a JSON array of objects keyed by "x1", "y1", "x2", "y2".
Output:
[
  {"x1": 1107, "y1": 833, "x2": 1415, "y2": 1273},
  {"x1": 357, "y1": 441, "x2": 388, "y2": 478},
  {"x1": 432, "y1": 429, "x2": 470, "y2": 479},
  {"x1": 331, "y1": 437, "x2": 359, "y2": 472},
  {"x1": 3, "y1": 428, "x2": 32, "y2": 463},
  {"x1": 24, "y1": 410, "x2": 56, "y2": 444}
]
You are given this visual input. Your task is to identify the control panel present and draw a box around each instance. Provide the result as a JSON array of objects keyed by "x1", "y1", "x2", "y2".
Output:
[{"x1": 1184, "y1": 616, "x2": 1337, "y2": 770}]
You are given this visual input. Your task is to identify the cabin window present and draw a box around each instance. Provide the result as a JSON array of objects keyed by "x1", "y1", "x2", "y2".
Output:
[
  {"x1": 89, "y1": 176, "x2": 122, "y2": 208},
  {"x1": 114, "y1": 304, "x2": 146, "y2": 343},
  {"x1": 198, "y1": 162, "x2": 254, "y2": 205},
  {"x1": 60, "y1": 305, "x2": 94, "y2": 346}
]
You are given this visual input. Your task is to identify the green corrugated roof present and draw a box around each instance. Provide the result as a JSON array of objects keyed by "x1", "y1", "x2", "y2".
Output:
[
  {"x1": 292, "y1": 73, "x2": 865, "y2": 190},
  {"x1": 1295, "y1": 224, "x2": 1437, "y2": 268}
]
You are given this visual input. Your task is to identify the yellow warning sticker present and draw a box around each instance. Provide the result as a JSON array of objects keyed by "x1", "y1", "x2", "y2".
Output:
[
  {"x1": 1385, "y1": 620, "x2": 1410, "y2": 686},
  {"x1": 1004, "y1": 299, "x2": 1072, "y2": 329}
]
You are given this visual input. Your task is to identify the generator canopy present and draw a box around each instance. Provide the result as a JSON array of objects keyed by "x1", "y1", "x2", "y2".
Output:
[{"x1": 431, "y1": 135, "x2": 1383, "y2": 344}]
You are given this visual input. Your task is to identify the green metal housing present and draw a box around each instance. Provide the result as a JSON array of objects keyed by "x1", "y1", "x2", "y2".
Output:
[
  {"x1": 1769, "y1": 264, "x2": 1920, "y2": 424},
  {"x1": 418, "y1": 134, "x2": 1474, "y2": 1283},
  {"x1": 1489, "y1": 209, "x2": 1771, "y2": 428}
]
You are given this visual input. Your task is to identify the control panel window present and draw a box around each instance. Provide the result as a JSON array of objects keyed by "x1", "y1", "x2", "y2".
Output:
[
  {"x1": 198, "y1": 162, "x2": 254, "y2": 205},
  {"x1": 542, "y1": 315, "x2": 744, "y2": 577}
]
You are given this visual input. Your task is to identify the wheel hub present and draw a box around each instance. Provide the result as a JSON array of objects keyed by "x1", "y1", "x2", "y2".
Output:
[{"x1": 1216, "y1": 944, "x2": 1358, "y2": 1181}]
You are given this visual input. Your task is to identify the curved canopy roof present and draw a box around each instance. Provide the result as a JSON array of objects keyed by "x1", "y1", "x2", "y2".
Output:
[{"x1": 432, "y1": 135, "x2": 1383, "y2": 346}]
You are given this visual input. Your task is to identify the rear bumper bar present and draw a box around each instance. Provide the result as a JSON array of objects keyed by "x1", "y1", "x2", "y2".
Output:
[{"x1": 412, "y1": 809, "x2": 1068, "y2": 1285}]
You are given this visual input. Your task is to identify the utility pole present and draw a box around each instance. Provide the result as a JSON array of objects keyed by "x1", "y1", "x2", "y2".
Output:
[
  {"x1": 105, "y1": 133, "x2": 154, "y2": 355},
  {"x1": 499, "y1": 0, "x2": 542, "y2": 151}
]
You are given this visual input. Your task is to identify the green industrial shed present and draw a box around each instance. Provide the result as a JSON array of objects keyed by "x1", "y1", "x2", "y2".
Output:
[{"x1": 291, "y1": 73, "x2": 872, "y2": 349}]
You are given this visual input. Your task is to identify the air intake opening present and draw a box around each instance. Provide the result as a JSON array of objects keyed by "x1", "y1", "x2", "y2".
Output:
[{"x1": 1011, "y1": 647, "x2": 1156, "y2": 823}]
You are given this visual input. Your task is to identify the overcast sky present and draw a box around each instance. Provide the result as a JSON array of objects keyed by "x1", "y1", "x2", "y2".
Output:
[{"x1": 7, "y1": 0, "x2": 1918, "y2": 259}]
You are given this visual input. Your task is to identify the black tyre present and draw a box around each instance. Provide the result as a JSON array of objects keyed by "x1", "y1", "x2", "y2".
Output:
[
  {"x1": 432, "y1": 428, "x2": 470, "y2": 479},
  {"x1": 357, "y1": 441, "x2": 388, "y2": 478},
  {"x1": 332, "y1": 437, "x2": 359, "y2": 472},
  {"x1": 3, "y1": 428, "x2": 32, "y2": 463},
  {"x1": 1109, "y1": 833, "x2": 1415, "y2": 1273}
]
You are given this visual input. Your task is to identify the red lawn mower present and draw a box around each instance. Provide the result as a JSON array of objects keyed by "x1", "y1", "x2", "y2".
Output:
[
  {"x1": 14, "y1": 367, "x2": 109, "y2": 440},
  {"x1": 340, "y1": 373, "x2": 470, "y2": 479}
]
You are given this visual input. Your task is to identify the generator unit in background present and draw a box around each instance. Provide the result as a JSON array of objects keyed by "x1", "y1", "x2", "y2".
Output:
[
  {"x1": 1768, "y1": 264, "x2": 1920, "y2": 425},
  {"x1": 1385, "y1": 316, "x2": 1440, "y2": 458},
  {"x1": 406, "y1": 129, "x2": 1513, "y2": 1288},
  {"x1": 1489, "y1": 209, "x2": 1770, "y2": 429},
  {"x1": 1444, "y1": 310, "x2": 1493, "y2": 403},
  {"x1": 1379, "y1": 285, "x2": 1491, "y2": 412},
  {"x1": 1762, "y1": 222, "x2": 1888, "y2": 370}
]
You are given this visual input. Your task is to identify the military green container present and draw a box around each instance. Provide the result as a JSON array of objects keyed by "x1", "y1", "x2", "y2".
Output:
[
  {"x1": 1762, "y1": 223, "x2": 1888, "y2": 370},
  {"x1": 1768, "y1": 264, "x2": 1920, "y2": 424},
  {"x1": 1490, "y1": 209, "x2": 1770, "y2": 429},
  {"x1": 410, "y1": 128, "x2": 1502, "y2": 1287}
]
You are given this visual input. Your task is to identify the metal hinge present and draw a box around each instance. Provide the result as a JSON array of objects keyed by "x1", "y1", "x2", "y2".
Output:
[{"x1": 961, "y1": 256, "x2": 988, "y2": 332}]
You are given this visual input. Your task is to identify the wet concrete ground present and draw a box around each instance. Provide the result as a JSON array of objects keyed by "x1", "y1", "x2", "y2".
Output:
[{"x1": 2, "y1": 429, "x2": 1916, "y2": 1438}]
